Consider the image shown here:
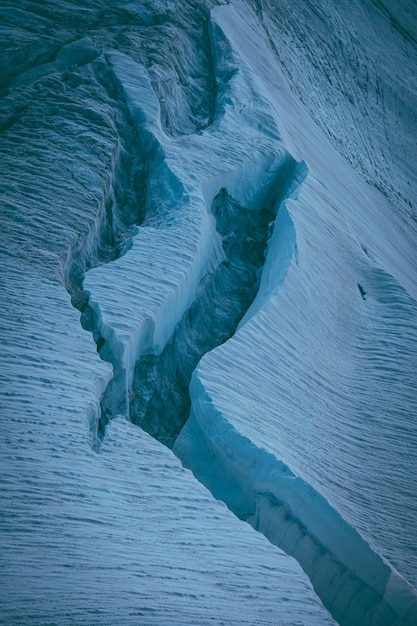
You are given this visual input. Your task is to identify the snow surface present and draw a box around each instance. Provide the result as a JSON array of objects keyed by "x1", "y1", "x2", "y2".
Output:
[
  {"x1": 1, "y1": 0, "x2": 417, "y2": 625},
  {"x1": 2, "y1": 410, "x2": 336, "y2": 625}
]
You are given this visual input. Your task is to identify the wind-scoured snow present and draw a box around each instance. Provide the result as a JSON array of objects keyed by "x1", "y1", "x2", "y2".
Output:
[
  {"x1": 176, "y1": 3, "x2": 417, "y2": 624},
  {"x1": 1, "y1": 0, "x2": 417, "y2": 625},
  {"x1": 2, "y1": 408, "x2": 337, "y2": 625},
  {"x1": 248, "y1": 0, "x2": 417, "y2": 222},
  {"x1": 0, "y1": 1, "x2": 334, "y2": 624}
]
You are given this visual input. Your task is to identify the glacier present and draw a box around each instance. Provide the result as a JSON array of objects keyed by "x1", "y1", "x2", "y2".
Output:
[{"x1": 1, "y1": 1, "x2": 417, "y2": 625}]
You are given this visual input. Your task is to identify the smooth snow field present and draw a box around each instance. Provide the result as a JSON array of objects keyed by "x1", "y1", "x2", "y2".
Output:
[{"x1": 1, "y1": 1, "x2": 417, "y2": 625}]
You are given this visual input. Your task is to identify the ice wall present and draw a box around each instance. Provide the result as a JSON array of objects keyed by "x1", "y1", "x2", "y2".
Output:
[
  {"x1": 2, "y1": 1, "x2": 417, "y2": 624},
  {"x1": 175, "y1": 2, "x2": 417, "y2": 624},
  {"x1": 175, "y1": 367, "x2": 417, "y2": 626},
  {"x1": 1, "y1": 2, "x2": 338, "y2": 624}
]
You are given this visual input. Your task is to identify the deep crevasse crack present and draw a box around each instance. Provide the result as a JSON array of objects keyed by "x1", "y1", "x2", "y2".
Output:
[
  {"x1": 128, "y1": 163, "x2": 298, "y2": 447},
  {"x1": 65, "y1": 7, "x2": 417, "y2": 626},
  {"x1": 65, "y1": 56, "x2": 147, "y2": 340}
]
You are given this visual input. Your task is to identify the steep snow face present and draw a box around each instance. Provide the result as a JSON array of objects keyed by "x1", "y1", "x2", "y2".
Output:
[
  {"x1": 83, "y1": 25, "x2": 300, "y2": 442},
  {"x1": 211, "y1": 0, "x2": 417, "y2": 579},
  {"x1": 1, "y1": 0, "x2": 417, "y2": 625},
  {"x1": 175, "y1": 4, "x2": 417, "y2": 625},
  {"x1": 2, "y1": 409, "x2": 338, "y2": 625},
  {"x1": 0, "y1": 1, "x2": 335, "y2": 624},
  {"x1": 373, "y1": 0, "x2": 417, "y2": 42},
  {"x1": 249, "y1": 0, "x2": 417, "y2": 221}
]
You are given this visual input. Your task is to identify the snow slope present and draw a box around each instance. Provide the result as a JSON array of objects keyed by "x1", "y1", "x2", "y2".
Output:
[
  {"x1": 1, "y1": 0, "x2": 417, "y2": 624},
  {"x1": 2, "y1": 410, "x2": 336, "y2": 625},
  {"x1": 174, "y1": 3, "x2": 417, "y2": 624},
  {"x1": 0, "y1": 1, "x2": 333, "y2": 624}
]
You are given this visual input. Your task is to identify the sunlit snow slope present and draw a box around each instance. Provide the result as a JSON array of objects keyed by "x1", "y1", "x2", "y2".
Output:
[{"x1": 1, "y1": 0, "x2": 417, "y2": 625}]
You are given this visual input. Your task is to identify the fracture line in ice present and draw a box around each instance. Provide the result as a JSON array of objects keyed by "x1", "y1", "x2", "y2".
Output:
[
  {"x1": 175, "y1": 366, "x2": 417, "y2": 626},
  {"x1": 70, "y1": 9, "x2": 417, "y2": 626},
  {"x1": 82, "y1": 22, "x2": 295, "y2": 437}
]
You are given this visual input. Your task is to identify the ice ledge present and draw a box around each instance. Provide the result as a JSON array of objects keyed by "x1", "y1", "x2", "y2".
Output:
[{"x1": 174, "y1": 374, "x2": 417, "y2": 626}]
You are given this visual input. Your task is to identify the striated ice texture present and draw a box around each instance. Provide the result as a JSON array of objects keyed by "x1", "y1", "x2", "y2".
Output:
[{"x1": 1, "y1": 0, "x2": 417, "y2": 625}]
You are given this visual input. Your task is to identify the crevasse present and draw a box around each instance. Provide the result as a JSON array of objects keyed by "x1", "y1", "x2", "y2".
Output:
[{"x1": 68, "y1": 7, "x2": 417, "y2": 626}]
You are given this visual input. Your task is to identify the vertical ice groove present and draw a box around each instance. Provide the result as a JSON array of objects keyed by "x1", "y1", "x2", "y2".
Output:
[
  {"x1": 129, "y1": 159, "x2": 304, "y2": 447},
  {"x1": 59, "y1": 52, "x2": 154, "y2": 445},
  {"x1": 149, "y1": 5, "x2": 218, "y2": 136},
  {"x1": 61, "y1": 8, "x2": 239, "y2": 443},
  {"x1": 65, "y1": 87, "x2": 145, "y2": 312}
]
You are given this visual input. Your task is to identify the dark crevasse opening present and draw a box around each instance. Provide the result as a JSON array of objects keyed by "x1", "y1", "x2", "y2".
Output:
[
  {"x1": 65, "y1": 56, "x2": 148, "y2": 330},
  {"x1": 127, "y1": 188, "x2": 276, "y2": 447},
  {"x1": 146, "y1": 8, "x2": 218, "y2": 137}
]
